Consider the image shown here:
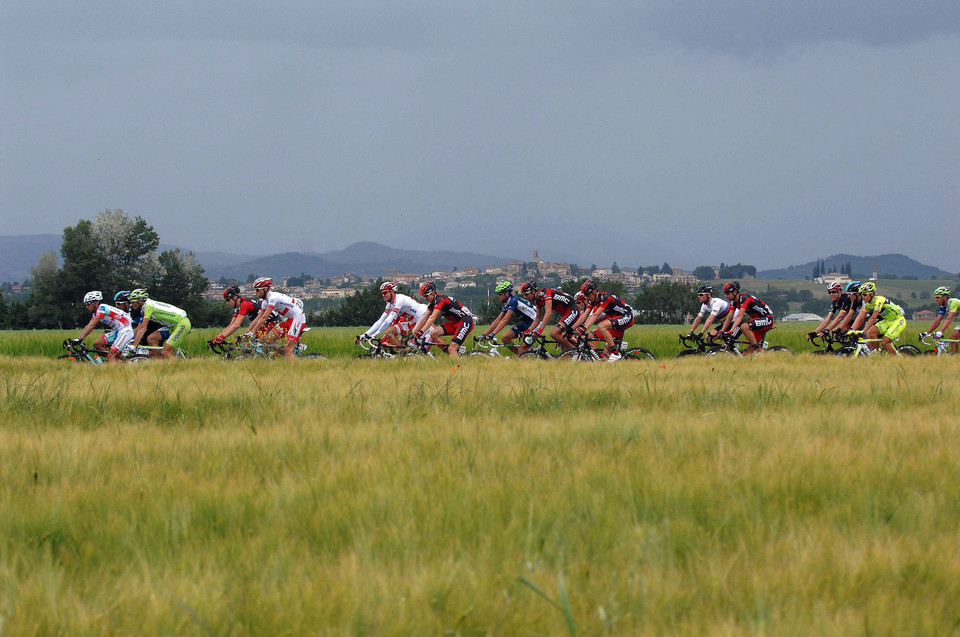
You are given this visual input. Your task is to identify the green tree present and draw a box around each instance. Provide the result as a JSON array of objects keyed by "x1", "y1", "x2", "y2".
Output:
[
  {"x1": 611, "y1": 261, "x2": 621, "y2": 274},
  {"x1": 314, "y1": 279, "x2": 388, "y2": 327},
  {"x1": 692, "y1": 266, "x2": 716, "y2": 280},
  {"x1": 661, "y1": 262, "x2": 673, "y2": 275},
  {"x1": 632, "y1": 282, "x2": 698, "y2": 324},
  {"x1": 150, "y1": 249, "x2": 215, "y2": 325}
]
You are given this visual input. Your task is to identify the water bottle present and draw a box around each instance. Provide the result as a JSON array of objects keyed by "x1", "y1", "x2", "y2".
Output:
[{"x1": 762, "y1": 341, "x2": 769, "y2": 350}]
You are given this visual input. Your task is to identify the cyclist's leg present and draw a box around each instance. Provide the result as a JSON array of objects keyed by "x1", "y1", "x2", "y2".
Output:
[
  {"x1": 880, "y1": 317, "x2": 906, "y2": 356},
  {"x1": 163, "y1": 318, "x2": 191, "y2": 359},
  {"x1": 864, "y1": 324, "x2": 882, "y2": 351},
  {"x1": 951, "y1": 326, "x2": 960, "y2": 354},
  {"x1": 595, "y1": 319, "x2": 616, "y2": 355}
]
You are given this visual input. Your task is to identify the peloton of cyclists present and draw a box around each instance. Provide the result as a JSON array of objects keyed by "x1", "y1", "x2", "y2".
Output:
[
  {"x1": 920, "y1": 286, "x2": 959, "y2": 355},
  {"x1": 246, "y1": 277, "x2": 307, "y2": 360},
  {"x1": 847, "y1": 282, "x2": 906, "y2": 356},
  {"x1": 129, "y1": 289, "x2": 192, "y2": 360},
  {"x1": 807, "y1": 282, "x2": 853, "y2": 341},
  {"x1": 357, "y1": 281, "x2": 428, "y2": 348},
  {"x1": 72, "y1": 291, "x2": 135, "y2": 364},
  {"x1": 411, "y1": 281, "x2": 475, "y2": 357},
  {"x1": 518, "y1": 279, "x2": 580, "y2": 353},
  {"x1": 717, "y1": 280, "x2": 776, "y2": 353},
  {"x1": 572, "y1": 279, "x2": 635, "y2": 362},
  {"x1": 211, "y1": 284, "x2": 285, "y2": 346},
  {"x1": 685, "y1": 284, "x2": 731, "y2": 343},
  {"x1": 477, "y1": 281, "x2": 538, "y2": 355}
]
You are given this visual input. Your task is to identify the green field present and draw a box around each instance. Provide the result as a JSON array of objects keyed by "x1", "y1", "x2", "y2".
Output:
[{"x1": 1, "y1": 328, "x2": 958, "y2": 634}]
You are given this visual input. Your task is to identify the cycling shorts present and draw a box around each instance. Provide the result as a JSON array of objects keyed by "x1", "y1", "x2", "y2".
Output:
[
  {"x1": 391, "y1": 315, "x2": 418, "y2": 335},
  {"x1": 557, "y1": 309, "x2": 580, "y2": 331},
  {"x1": 599, "y1": 314, "x2": 634, "y2": 339},
  {"x1": 510, "y1": 320, "x2": 534, "y2": 337},
  {"x1": 284, "y1": 313, "x2": 306, "y2": 343},
  {"x1": 746, "y1": 316, "x2": 775, "y2": 333},
  {"x1": 166, "y1": 318, "x2": 192, "y2": 348},
  {"x1": 108, "y1": 327, "x2": 134, "y2": 354},
  {"x1": 441, "y1": 316, "x2": 475, "y2": 345},
  {"x1": 877, "y1": 316, "x2": 906, "y2": 341}
]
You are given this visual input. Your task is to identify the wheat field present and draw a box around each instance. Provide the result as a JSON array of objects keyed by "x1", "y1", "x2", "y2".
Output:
[{"x1": 0, "y1": 328, "x2": 958, "y2": 635}]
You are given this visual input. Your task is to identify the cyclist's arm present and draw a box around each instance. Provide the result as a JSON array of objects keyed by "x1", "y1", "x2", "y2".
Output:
[
  {"x1": 247, "y1": 304, "x2": 275, "y2": 335},
  {"x1": 824, "y1": 310, "x2": 847, "y2": 332},
  {"x1": 726, "y1": 308, "x2": 744, "y2": 333},
  {"x1": 132, "y1": 320, "x2": 148, "y2": 347},
  {"x1": 939, "y1": 309, "x2": 957, "y2": 334},
  {"x1": 218, "y1": 313, "x2": 247, "y2": 340},
  {"x1": 415, "y1": 308, "x2": 441, "y2": 337},
  {"x1": 848, "y1": 308, "x2": 868, "y2": 331},
  {"x1": 536, "y1": 300, "x2": 554, "y2": 333},
  {"x1": 77, "y1": 313, "x2": 102, "y2": 341},
  {"x1": 364, "y1": 309, "x2": 393, "y2": 338},
  {"x1": 484, "y1": 310, "x2": 510, "y2": 337},
  {"x1": 813, "y1": 312, "x2": 835, "y2": 334}
]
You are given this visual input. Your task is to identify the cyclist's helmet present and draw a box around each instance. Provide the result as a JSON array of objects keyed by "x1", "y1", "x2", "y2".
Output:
[
  {"x1": 113, "y1": 290, "x2": 131, "y2": 304},
  {"x1": 83, "y1": 290, "x2": 102, "y2": 304},
  {"x1": 520, "y1": 280, "x2": 537, "y2": 295},
  {"x1": 222, "y1": 284, "x2": 241, "y2": 300},
  {"x1": 495, "y1": 281, "x2": 513, "y2": 295},
  {"x1": 696, "y1": 284, "x2": 713, "y2": 295},
  {"x1": 858, "y1": 282, "x2": 876, "y2": 295},
  {"x1": 580, "y1": 279, "x2": 598, "y2": 295},
  {"x1": 845, "y1": 281, "x2": 861, "y2": 293},
  {"x1": 129, "y1": 289, "x2": 149, "y2": 301},
  {"x1": 722, "y1": 280, "x2": 740, "y2": 295},
  {"x1": 253, "y1": 277, "x2": 272, "y2": 290},
  {"x1": 826, "y1": 282, "x2": 843, "y2": 293},
  {"x1": 934, "y1": 286, "x2": 950, "y2": 296},
  {"x1": 419, "y1": 281, "x2": 437, "y2": 297},
  {"x1": 574, "y1": 291, "x2": 585, "y2": 303},
  {"x1": 379, "y1": 281, "x2": 397, "y2": 294}
]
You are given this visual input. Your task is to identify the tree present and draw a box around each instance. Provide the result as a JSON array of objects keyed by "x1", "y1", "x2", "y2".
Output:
[
  {"x1": 611, "y1": 261, "x2": 621, "y2": 274},
  {"x1": 661, "y1": 262, "x2": 673, "y2": 275},
  {"x1": 91, "y1": 209, "x2": 161, "y2": 290},
  {"x1": 801, "y1": 299, "x2": 831, "y2": 316},
  {"x1": 643, "y1": 265, "x2": 660, "y2": 275},
  {"x1": 692, "y1": 266, "x2": 716, "y2": 280},
  {"x1": 632, "y1": 282, "x2": 699, "y2": 324},
  {"x1": 149, "y1": 249, "x2": 214, "y2": 323},
  {"x1": 313, "y1": 279, "x2": 392, "y2": 327}
]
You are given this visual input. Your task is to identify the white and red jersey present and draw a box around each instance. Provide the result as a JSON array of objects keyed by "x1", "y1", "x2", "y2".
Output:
[
  {"x1": 363, "y1": 293, "x2": 428, "y2": 338},
  {"x1": 262, "y1": 291, "x2": 305, "y2": 320},
  {"x1": 697, "y1": 297, "x2": 731, "y2": 321},
  {"x1": 93, "y1": 303, "x2": 132, "y2": 331}
]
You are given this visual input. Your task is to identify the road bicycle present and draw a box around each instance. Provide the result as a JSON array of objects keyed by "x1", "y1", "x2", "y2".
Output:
[
  {"x1": 469, "y1": 335, "x2": 511, "y2": 358},
  {"x1": 355, "y1": 336, "x2": 414, "y2": 359},
  {"x1": 211, "y1": 334, "x2": 327, "y2": 360},
  {"x1": 807, "y1": 331, "x2": 846, "y2": 355},
  {"x1": 517, "y1": 333, "x2": 561, "y2": 360},
  {"x1": 917, "y1": 332, "x2": 958, "y2": 357},
  {"x1": 834, "y1": 332, "x2": 920, "y2": 357},
  {"x1": 675, "y1": 332, "x2": 723, "y2": 358},
  {"x1": 58, "y1": 339, "x2": 151, "y2": 364},
  {"x1": 126, "y1": 343, "x2": 190, "y2": 359},
  {"x1": 558, "y1": 333, "x2": 656, "y2": 362},
  {"x1": 713, "y1": 333, "x2": 792, "y2": 357}
]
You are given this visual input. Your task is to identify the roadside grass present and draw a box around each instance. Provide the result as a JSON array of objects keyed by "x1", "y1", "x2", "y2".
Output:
[{"x1": 0, "y1": 354, "x2": 957, "y2": 634}]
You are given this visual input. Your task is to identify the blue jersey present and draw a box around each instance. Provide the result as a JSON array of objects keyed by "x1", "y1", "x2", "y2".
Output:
[{"x1": 501, "y1": 294, "x2": 537, "y2": 327}]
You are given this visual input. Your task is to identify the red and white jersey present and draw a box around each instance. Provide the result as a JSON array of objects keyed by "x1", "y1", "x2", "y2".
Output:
[
  {"x1": 93, "y1": 303, "x2": 132, "y2": 331},
  {"x1": 363, "y1": 293, "x2": 428, "y2": 338},
  {"x1": 263, "y1": 291, "x2": 305, "y2": 320}
]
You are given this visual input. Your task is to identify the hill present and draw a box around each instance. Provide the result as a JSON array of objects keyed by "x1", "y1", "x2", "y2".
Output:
[
  {"x1": 202, "y1": 242, "x2": 515, "y2": 280},
  {"x1": 758, "y1": 254, "x2": 954, "y2": 280},
  {"x1": 0, "y1": 234, "x2": 62, "y2": 283}
]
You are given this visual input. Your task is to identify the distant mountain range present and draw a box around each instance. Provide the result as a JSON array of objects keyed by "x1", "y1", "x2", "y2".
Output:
[
  {"x1": 757, "y1": 254, "x2": 953, "y2": 280},
  {"x1": 1, "y1": 234, "x2": 954, "y2": 284}
]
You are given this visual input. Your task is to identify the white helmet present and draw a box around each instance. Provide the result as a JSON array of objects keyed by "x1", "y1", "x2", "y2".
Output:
[{"x1": 83, "y1": 291, "x2": 103, "y2": 304}]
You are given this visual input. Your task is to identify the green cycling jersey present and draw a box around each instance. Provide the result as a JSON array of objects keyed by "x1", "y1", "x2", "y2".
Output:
[
  {"x1": 863, "y1": 295, "x2": 904, "y2": 322},
  {"x1": 141, "y1": 299, "x2": 188, "y2": 327}
]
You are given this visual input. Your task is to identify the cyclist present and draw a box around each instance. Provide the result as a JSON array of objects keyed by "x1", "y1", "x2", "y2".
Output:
[
  {"x1": 519, "y1": 279, "x2": 579, "y2": 353},
  {"x1": 72, "y1": 291, "x2": 134, "y2": 364},
  {"x1": 211, "y1": 284, "x2": 285, "y2": 345},
  {"x1": 129, "y1": 289, "x2": 192, "y2": 360},
  {"x1": 92, "y1": 290, "x2": 133, "y2": 352},
  {"x1": 246, "y1": 277, "x2": 307, "y2": 360},
  {"x1": 357, "y1": 281, "x2": 428, "y2": 347},
  {"x1": 833, "y1": 281, "x2": 864, "y2": 334},
  {"x1": 477, "y1": 281, "x2": 537, "y2": 354},
  {"x1": 921, "y1": 286, "x2": 959, "y2": 354},
  {"x1": 686, "y1": 284, "x2": 731, "y2": 342},
  {"x1": 573, "y1": 279, "x2": 634, "y2": 362},
  {"x1": 848, "y1": 282, "x2": 906, "y2": 356},
  {"x1": 808, "y1": 282, "x2": 852, "y2": 341},
  {"x1": 411, "y1": 281, "x2": 475, "y2": 357},
  {"x1": 718, "y1": 280, "x2": 776, "y2": 353}
]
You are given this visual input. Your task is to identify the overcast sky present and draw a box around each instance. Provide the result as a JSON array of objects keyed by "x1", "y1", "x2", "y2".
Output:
[{"x1": 3, "y1": 2, "x2": 959, "y2": 271}]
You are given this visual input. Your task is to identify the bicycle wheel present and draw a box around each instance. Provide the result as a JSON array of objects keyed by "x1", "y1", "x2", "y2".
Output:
[
  {"x1": 518, "y1": 350, "x2": 547, "y2": 360},
  {"x1": 896, "y1": 345, "x2": 921, "y2": 356},
  {"x1": 124, "y1": 355, "x2": 152, "y2": 364},
  {"x1": 675, "y1": 349, "x2": 700, "y2": 358},
  {"x1": 301, "y1": 353, "x2": 328, "y2": 360},
  {"x1": 57, "y1": 354, "x2": 83, "y2": 363},
  {"x1": 766, "y1": 345, "x2": 792, "y2": 355},
  {"x1": 558, "y1": 348, "x2": 593, "y2": 361},
  {"x1": 622, "y1": 347, "x2": 656, "y2": 360},
  {"x1": 835, "y1": 346, "x2": 857, "y2": 357}
]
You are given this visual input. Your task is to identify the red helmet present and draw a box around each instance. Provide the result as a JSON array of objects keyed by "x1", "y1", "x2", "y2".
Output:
[
  {"x1": 580, "y1": 279, "x2": 598, "y2": 295},
  {"x1": 222, "y1": 284, "x2": 241, "y2": 300},
  {"x1": 253, "y1": 277, "x2": 272, "y2": 290},
  {"x1": 574, "y1": 291, "x2": 585, "y2": 302},
  {"x1": 723, "y1": 280, "x2": 740, "y2": 294},
  {"x1": 419, "y1": 281, "x2": 436, "y2": 297},
  {"x1": 380, "y1": 281, "x2": 397, "y2": 294},
  {"x1": 826, "y1": 282, "x2": 843, "y2": 293},
  {"x1": 520, "y1": 280, "x2": 537, "y2": 295}
]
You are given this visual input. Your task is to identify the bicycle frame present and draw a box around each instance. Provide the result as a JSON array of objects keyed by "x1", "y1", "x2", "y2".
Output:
[{"x1": 919, "y1": 333, "x2": 959, "y2": 357}]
